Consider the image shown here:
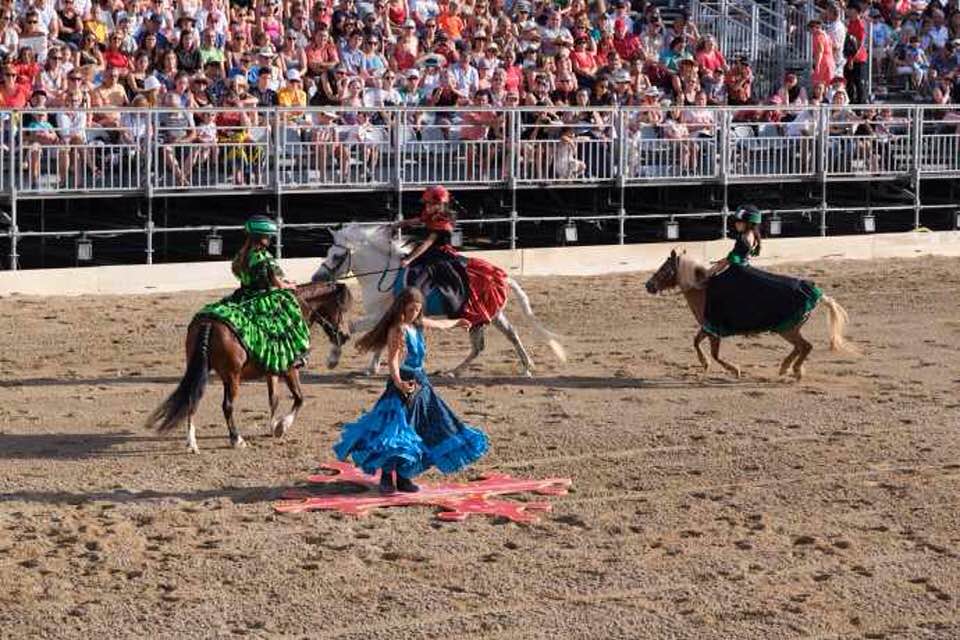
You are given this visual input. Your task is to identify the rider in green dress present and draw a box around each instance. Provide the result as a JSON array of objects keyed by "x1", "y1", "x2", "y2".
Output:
[{"x1": 196, "y1": 215, "x2": 311, "y2": 373}]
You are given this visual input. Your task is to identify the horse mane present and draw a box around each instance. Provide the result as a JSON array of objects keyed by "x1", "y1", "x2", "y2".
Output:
[
  {"x1": 295, "y1": 281, "x2": 353, "y2": 311},
  {"x1": 339, "y1": 224, "x2": 408, "y2": 256},
  {"x1": 676, "y1": 253, "x2": 709, "y2": 290}
]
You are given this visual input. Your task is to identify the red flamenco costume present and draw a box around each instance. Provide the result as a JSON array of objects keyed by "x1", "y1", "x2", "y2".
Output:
[{"x1": 398, "y1": 186, "x2": 508, "y2": 325}]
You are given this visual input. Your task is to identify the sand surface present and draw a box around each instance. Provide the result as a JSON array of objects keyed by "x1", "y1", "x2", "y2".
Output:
[{"x1": 1, "y1": 257, "x2": 959, "y2": 640}]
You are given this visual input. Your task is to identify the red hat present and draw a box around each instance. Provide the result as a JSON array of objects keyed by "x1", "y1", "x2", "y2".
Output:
[{"x1": 422, "y1": 185, "x2": 451, "y2": 203}]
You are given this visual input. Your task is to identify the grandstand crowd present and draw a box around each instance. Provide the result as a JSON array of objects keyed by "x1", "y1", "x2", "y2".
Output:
[{"x1": 0, "y1": 0, "x2": 957, "y2": 187}]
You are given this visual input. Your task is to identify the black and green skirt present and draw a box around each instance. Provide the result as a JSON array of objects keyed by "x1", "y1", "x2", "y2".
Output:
[
  {"x1": 196, "y1": 287, "x2": 310, "y2": 373},
  {"x1": 703, "y1": 264, "x2": 822, "y2": 337}
]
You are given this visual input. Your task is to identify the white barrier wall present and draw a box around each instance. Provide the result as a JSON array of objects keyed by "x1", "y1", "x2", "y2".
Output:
[{"x1": 1, "y1": 231, "x2": 959, "y2": 297}]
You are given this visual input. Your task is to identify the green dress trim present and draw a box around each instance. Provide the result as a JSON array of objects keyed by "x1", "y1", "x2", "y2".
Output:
[{"x1": 195, "y1": 248, "x2": 311, "y2": 373}]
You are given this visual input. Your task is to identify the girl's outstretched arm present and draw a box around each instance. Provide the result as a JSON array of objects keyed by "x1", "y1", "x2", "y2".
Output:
[{"x1": 422, "y1": 317, "x2": 471, "y2": 330}]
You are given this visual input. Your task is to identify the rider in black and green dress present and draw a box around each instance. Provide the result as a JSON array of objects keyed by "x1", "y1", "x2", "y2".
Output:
[
  {"x1": 195, "y1": 215, "x2": 311, "y2": 373},
  {"x1": 703, "y1": 205, "x2": 822, "y2": 336}
]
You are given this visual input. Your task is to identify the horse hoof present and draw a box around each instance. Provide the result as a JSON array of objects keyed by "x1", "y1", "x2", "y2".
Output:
[
  {"x1": 522, "y1": 369, "x2": 534, "y2": 378},
  {"x1": 274, "y1": 415, "x2": 295, "y2": 438},
  {"x1": 187, "y1": 442, "x2": 200, "y2": 454},
  {"x1": 231, "y1": 436, "x2": 247, "y2": 449}
]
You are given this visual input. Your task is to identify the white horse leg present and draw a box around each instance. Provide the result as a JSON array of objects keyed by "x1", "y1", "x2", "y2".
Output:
[
  {"x1": 492, "y1": 311, "x2": 535, "y2": 376},
  {"x1": 186, "y1": 416, "x2": 199, "y2": 454},
  {"x1": 365, "y1": 349, "x2": 384, "y2": 376},
  {"x1": 449, "y1": 325, "x2": 486, "y2": 377}
]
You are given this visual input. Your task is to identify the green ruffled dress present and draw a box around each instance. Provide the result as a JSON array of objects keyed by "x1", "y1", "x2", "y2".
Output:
[
  {"x1": 196, "y1": 248, "x2": 311, "y2": 373},
  {"x1": 703, "y1": 234, "x2": 823, "y2": 337}
]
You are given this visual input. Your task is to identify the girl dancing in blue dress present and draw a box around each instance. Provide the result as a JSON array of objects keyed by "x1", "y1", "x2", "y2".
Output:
[{"x1": 333, "y1": 288, "x2": 489, "y2": 493}]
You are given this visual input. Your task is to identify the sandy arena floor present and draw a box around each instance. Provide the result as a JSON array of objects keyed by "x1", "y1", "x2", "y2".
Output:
[{"x1": 1, "y1": 257, "x2": 959, "y2": 640}]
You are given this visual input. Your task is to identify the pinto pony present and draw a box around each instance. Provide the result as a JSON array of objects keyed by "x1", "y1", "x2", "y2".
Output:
[
  {"x1": 145, "y1": 282, "x2": 352, "y2": 453},
  {"x1": 645, "y1": 250, "x2": 850, "y2": 379}
]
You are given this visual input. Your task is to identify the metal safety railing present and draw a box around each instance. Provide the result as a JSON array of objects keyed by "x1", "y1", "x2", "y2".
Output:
[
  {"x1": 1, "y1": 104, "x2": 960, "y2": 269},
  {"x1": 0, "y1": 105, "x2": 956, "y2": 195}
]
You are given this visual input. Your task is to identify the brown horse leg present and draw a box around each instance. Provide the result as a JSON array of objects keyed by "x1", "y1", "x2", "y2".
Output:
[
  {"x1": 778, "y1": 328, "x2": 803, "y2": 377},
  {"x1": 694, "y1": 328, "x2": 709, "y2": 371},
  {"x1": 222, "y1": 373, "x2": 246, "y2": 448},
  {"x1": 708, "y1": 334, "x2": 741, "y2": 378},
  {"x1": 791, "y1": 331, "x2": 814, "y2": 380},
  {"x1": 274, "y1": 368, "x2": 304, "y2": 438},
  {"x1": 266, "y1": 375, "x2": 280, "y2": 435}
]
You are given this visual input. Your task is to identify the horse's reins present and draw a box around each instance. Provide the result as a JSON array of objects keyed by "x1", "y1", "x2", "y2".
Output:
[{"x1": 319, "y1": 241, "x2": 405, "y2": 290}]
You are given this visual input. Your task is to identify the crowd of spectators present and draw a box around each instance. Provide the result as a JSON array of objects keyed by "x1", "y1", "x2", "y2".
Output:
[{"x1": 0, "y1": 0, "x2": 956, "y2": 185}]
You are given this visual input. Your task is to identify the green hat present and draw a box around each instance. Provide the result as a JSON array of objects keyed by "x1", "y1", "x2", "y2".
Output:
[
  {"x1": 735, "y1": 205, "x2": 762, "y2": 225},
  {"x1": 244, "y1": 215, "x2": 278, "y2": 236}
]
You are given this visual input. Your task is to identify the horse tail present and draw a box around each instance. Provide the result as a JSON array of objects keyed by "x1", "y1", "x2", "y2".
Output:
[
  {"x1": 145, "y1": 322, "x2": 211, "y2": 433},
  {"x1": 506, "y1": 277, "x2": 567, "y2": 363},
  {"x1": 820, "y1": 294, "x2": 852, "y2": 352}
]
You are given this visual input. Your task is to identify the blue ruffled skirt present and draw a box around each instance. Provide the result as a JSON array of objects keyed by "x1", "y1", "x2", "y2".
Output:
[{"x1": 333, "y1": 369, "x2": 489, "y2": 479}]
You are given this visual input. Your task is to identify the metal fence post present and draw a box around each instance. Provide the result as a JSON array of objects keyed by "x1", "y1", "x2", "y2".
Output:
[
  {"x1": 719, "y1": 109, "x2": 730, "y2": 238},
  {"x1": 912, "y1": 106, "x2": 922, "y2": 230},
  {"x1": 508, "y1": 109, "x2": 518, "y2": 250},
  {"x1": 273, "y1": 109, "x2": 284, "y2": 259},
  {"x1": 8, "y1": 115, "x2": 17, "y2": 270},
  {"x1": 818, "y1": 106, "x2": 828, "y2": 236},
  {"x1": 866, "y1": 13, "x2": 874, "y2": 102},
  {"x1": 395, "y1": 107, "x2": 404, "y2": 232},
  {"x1": 145, "y1": 197, "x2": 154, "y2": 265},
  {"x1": 617, "y1": 109, "x2": 626, "y2": 245},
  {"x1": 144, "y1": 111, "x2": 154, "y2": 264}
]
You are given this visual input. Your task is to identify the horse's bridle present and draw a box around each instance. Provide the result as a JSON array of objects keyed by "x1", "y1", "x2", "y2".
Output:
[
  {"x1": 306, "y1": 284, "x2": 350, "y2": 348},
  {"x1": 319, "y1": 236, "x2": 402, "y2": 294},
  {"x1": 315, "y1": 243, "x2": 353, "y2": 282}
]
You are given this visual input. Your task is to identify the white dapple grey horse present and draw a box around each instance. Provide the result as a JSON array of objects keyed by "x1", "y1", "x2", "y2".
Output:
[{"x1": 313, "y1": 224, "x2": 566, "y2": 376}]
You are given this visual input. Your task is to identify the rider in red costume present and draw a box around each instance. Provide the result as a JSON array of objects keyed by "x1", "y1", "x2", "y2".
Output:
[
  {"x1": 392, "y1": 186, "x2": 507, "y2": 325},
  {"x1": 396, "y1": 185, "x2": 456, "y2": 269}
]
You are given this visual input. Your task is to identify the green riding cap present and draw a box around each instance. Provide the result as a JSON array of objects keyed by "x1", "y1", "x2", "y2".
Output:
[
  {"x1": 245, "y1": 215, "x2": 278, "y2": 236},
  {"x1": 735, "y1": 205, "x2": 762, "y2": 225}
]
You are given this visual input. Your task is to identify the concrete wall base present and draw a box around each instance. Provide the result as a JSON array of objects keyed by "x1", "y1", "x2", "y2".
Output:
[{"x1": 1, "y1": 231, "x2": 958, "y2": 297}]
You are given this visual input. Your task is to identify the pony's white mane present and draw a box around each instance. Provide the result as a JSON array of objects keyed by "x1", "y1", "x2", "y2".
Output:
[
  {"x1": 336, "y1": 223, "x2": 408, "y2": 256},
  {"x1": 676, "y1": 252, "x2": 708, "y2": 290}
]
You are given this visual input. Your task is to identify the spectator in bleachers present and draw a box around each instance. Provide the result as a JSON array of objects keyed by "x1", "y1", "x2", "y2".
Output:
[
  {"x1": 823, "y1": 2, "x2": 847, "y2": 79},
  {"x1": 810, "y1": 19, "x2": 835, "y2": 89},
  {"x1": 845, "y1": 2, "x2": 868, "y2": 103},
  {"x1": 0, "y1": 63, "x2": 27, "y2": 107}
]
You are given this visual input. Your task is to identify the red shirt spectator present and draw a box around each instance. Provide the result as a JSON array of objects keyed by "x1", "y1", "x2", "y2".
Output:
[
  {"x1": 613, "y1": 19, "x2": 643, "y2": 61},
  {"x1": 393, "y1": 46, "x2": 415, "y2": 70},
  {"x1": 104, "y1": 48, "x2": 129, "y2": 70},
  {"x1": 0, "y1": 67, "x2": 29, "y2": 107},
  {"x1": 502, "y1": 62, "x2": 523, "y2": 93},
  {"x1": 846, "y1": 13, "x2": 868, "y2": 64},
  {"x1": 695, "y1": 48, "x2": 726, "y2": 73}
]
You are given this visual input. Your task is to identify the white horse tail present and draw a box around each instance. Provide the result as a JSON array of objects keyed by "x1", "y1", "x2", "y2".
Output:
[
  {"x1": 507, "y1": 277, "x2": 567, "y2": 363},
  {"x1": 820, "y1": 294, "x2": 852, "y2": 353}
]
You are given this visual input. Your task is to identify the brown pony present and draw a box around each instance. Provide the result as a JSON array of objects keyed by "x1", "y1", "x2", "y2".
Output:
[
  {"x1": 145, "y1": 282, "x2": 353, "y2": 453},
  {"x1": 645, "y1": 250, "x2": 850, "y2": 379}
]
